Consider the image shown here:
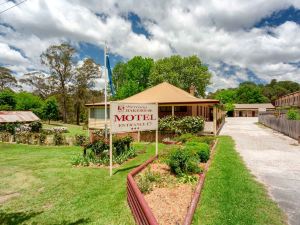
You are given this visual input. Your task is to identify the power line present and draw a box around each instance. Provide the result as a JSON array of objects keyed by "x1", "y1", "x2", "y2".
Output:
[{"x1": 0, "y1": 0, "x2": 27, "y2": 15}]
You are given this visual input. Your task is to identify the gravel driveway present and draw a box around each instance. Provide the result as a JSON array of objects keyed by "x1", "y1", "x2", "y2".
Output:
[{"x1": 220, "y1": 117, "x2": 300, "y2": 225}]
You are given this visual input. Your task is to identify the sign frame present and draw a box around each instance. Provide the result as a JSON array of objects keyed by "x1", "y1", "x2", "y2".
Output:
[{"x1": 109, "y1": 102, "x2": 159, "y2": 176}]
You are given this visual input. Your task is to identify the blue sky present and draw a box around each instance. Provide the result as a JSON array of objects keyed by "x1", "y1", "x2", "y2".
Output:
[{"x1": 0, "y1": 0, "x2": 300, "y2": 91}]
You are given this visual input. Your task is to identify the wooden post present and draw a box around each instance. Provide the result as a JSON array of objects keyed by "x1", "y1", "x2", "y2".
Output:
[
  {"x1": 172, "y1": 106, "x2": 174, "y2": 116},
  {"x1": 213, "y1": 106, "x2": 217, "y2": 135},
  {"x1": 137, "y1": 131, "x2": 141, "y2": 143},
  {"x1": 109, "y1": 132, "x2": 113, "y2": 176}
]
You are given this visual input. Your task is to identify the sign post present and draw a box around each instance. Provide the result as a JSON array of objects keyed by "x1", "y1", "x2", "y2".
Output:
[{"x1": 109, "y1": 102, "x2": 158, "y2": 176}]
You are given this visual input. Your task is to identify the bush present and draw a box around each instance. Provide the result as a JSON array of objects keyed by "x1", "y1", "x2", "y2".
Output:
[
  {"x1": 0, "y1": 122, "x2": 20, "y2": 134},
  {"x1": 287, "y1": 109, "x2": 300, "y2": 120},
  {"x1": 39, "y1": 132, "x2": 47, "y2": 145},
  {"x1": 185, "y1": 142, "x2": 210, "y2": 163},
  {"x1": 167, "y1": 148, "x2": 201, "y2": 176},
  {"x1": 175, "y1": 133, "x2": 196, "y2": 143},
  {"x1": 159, "y1": 116, "x2": 204, "y2": 134},
  {"x1": 29, "y1": 121, "x2": 42, "y2": 133},
  {"x1": 0, "y1": 132, "x2": 11, "y2": 142},
  {"x1": 53, "y1": 132, "x2": 64, "y2": 145},
  {"x1": 75, "y1": 134, "x2": 88, "y2": 146},
  {"x1": 136, "y1": 168, "x2": 162, "y2": 193}
]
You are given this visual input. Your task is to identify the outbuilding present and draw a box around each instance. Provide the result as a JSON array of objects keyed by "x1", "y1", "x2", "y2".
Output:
[
  {"x1": 0, "y1": 111, "x2": 40, "y2": 124},
  {"x1": 233, "y1": 103, "x2": 275, "y2": 117}
]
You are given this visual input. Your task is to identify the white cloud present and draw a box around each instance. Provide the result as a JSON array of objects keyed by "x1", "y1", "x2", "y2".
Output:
[{"x1": 0, "y1": 0, "x2": 300, "y2": 90}]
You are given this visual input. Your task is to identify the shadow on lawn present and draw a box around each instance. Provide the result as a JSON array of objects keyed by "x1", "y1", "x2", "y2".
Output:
[
  {"x1": 113, "y1": 164, "x2": 140, "y2": 175},
  {"x1": 0, "y1": 210, "x2": 43, "y2": 225},
  {"x1": 57, "y1": 218, "x2": 91, "y2": 225}
]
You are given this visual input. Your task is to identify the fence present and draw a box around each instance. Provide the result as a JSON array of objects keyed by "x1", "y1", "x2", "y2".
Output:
[
  {"x1": 259, "y1": 113, "x2": 300, "y2": 140},
  {"x1": 127, "y1": 156, "x2": 159, "y2": 225}
]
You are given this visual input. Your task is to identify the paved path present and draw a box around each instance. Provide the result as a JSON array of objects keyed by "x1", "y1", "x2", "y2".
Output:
[{"x1": 220, "y1": 117, "x2": 300, "y2": 225}]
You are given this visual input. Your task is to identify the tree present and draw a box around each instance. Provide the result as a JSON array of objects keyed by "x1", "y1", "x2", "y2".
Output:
[
  {"x1": 236, "y1": 82, "x2": 268, "y2": 103},
  {"x1": 149, "y1": 55, "x2": 211, "y2": 97},
  {"x1": 72, "y1": 58, "x2": 100, "y2": 125},
  {"x1": 19, "y1": 71, "x2": 54, "y2": 99},
  {"x1": 15, "y1": 92, "x2": 43, "y2": 117},
  {"x1": 41, "y1": 43, "x2": 75, "y2": 123},
  {"x1": 0, "y1": 67, "x2": 19, "y2": 91},
  {"x1": 0, "y1": 89, "x2": 16, "y2": 110},
  {"x1": 212, "y1": 89, "x2": 237, "y2": 104},
  {"x1": 113, "y1": 56, "x2": 154, "y2": 99},
  {"x1": 42, "y1": 97, "x2": 59, "y2": 124}
]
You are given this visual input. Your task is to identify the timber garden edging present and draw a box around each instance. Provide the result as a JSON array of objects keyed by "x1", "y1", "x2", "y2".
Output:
[{"x1": 127, "y1": 139, "x2": 219, "y2": 225}]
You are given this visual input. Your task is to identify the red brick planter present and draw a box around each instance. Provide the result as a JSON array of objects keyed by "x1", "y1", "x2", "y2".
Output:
[{"x1": 127, "y1": 139, "x2": 218, "y2": 225}]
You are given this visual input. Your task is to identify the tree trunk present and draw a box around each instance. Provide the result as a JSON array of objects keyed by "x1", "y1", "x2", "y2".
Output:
[
  {"x1": 76, "y1": 102, "x2": 80, "y2": 125},
  {"x1": 48, "y1": 119, "x2": 50, "y2": 124}
]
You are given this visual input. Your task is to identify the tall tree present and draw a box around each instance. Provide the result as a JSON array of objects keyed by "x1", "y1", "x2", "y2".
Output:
[
  {"x1": 149, "y1": 55, "x2": 211, "y2": 97},
  {"x1": 42, "y1": 97, "x2": 59, "y2": 124},
  {"x1": 72, "y1": 58, "x2": 100, "y2": 125},
  {"x1": 19, "y1": 72, "x2": 54, "y2": 99},
  {"x1": 0, "y1": 67, "x2": 19, "y2": 91},
  {"x1": 236, "y1": 82, "x2": 268, "y2": 103},
  {"x1": 41, "y1": 43, "x2": 75, "y2": 123},
  {"x1": 112, "y1": 56, "x2": 154, "y2": 99}
]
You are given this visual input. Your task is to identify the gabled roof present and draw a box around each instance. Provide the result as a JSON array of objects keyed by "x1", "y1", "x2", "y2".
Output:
[
  {"x1": 0, "y1": 111, "x2": 40, "y2": 123},
  {"x1": 85, "y1": 82, "x2": 219, "y2": 106},
  {"x1": 234, "y1": 103, "x2": 275, "y2": 109}
]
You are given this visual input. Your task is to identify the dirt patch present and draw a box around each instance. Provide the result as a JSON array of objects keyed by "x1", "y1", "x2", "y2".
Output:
[
  {"x1": 149, "y1": 162, "x2": 170, "y2": 175},
  {"x1": 144, "y1": 184, "x2": 194, "y2": 225},
  {"x1": 0, "y1": 192, "x2": 20, "y2": 204}
]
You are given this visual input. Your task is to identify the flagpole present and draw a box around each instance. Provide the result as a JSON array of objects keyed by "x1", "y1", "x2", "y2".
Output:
[{"x1": 104, "y1": 42, "x2": 108, "y2": 139}]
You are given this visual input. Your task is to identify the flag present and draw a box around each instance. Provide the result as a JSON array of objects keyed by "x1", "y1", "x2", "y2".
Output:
[{"x1": 106, "y1": 55, "x2": 115, "y2": 96}]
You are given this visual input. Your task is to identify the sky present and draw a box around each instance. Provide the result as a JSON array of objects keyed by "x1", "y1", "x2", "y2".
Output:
[{"x1": 0, "y1": 0, "x2": 300, "y2": 92}]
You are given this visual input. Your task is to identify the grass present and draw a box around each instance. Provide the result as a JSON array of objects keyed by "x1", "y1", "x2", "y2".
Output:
[
  {"x1": 42, "y1": 121, "x2": 88, "y2": 137},
  {"x1": 0, "y1": 142, "x2": 161, "y2": 225},
  {"x1": 193, "y1": 136, "x2": 287, "y2": 225}
]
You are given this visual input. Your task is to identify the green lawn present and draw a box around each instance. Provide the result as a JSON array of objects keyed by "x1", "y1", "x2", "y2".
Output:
[
  {"x1": 0, "y1": 142, "x2": 159, "y2": 225},
  {"x1": 42, "y1": 121, "x2": 88, "y2": 137},
  {"x1": 0, "y1": 137, "x2": 286, "y2": 225},
  {"x1": 193, "y1": 136, "x2": 287, "y2": 225}
]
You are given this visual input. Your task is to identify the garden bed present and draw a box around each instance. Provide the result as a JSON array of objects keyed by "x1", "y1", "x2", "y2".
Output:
[{"x1": 130, "y1": 134, "x2": 217, "y2": 225}]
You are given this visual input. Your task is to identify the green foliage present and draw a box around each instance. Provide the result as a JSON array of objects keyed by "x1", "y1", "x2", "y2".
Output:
[
  {"x1": 29, "y1": 121, "x2": 42, "y2": 133},
  {"x1": 15, "y1": 92, "x2": 43, "y2": 112},
  {"x1": 0, "y1": 89, "x2": 16, "y2": 110},
  {"x1": 185, "y1": 142, "x2": 210, "y2": 162},
  {"x1": 224, "y1": 102, "x2": 235, "y2": 112},
  {"x1": 0, "y1": 122, "x2": 20, "y2": 134},
  {"x1": 113, "y1": 56, "x2": 154, "y2": 99},
  {"x1": 213, "y1": 89, "x2": 237, "y2": 104},
  {"x1": 113, "y1": 136, "x2": 133, "y2": 155},
  {"x1": 53, "y1": 132, "x2": 64, "y2": 145},
  {"x1": 159, "y1": 116, "x2": 204, "y2": 134},
  {"x1": 287, "y1": 109, "x2": 300, "y2": 120},
  {"x1": 149, "y1": 55, "x2": 211, "y2": 97},
  {"x1": 236, "y1": 82, "x2": 268, "y2": 103},
  {"x1": 39, "y1": 132, "x2": 47, "y2": 145},
  {"x1": 42, "y1": 97, "x2": 59, "y2": 122},
  {"x1": 75, "y1": 134, "x2": 88, "y2": 146},
  {"x1": 178, "y1": 174, "x2": 198, "y2": 184},
  {"x1": 0, "y1": 132, "x2": 11, "y2": 142},
  {"x1": 136, "y1": 168, "x2": 162, "y2": 193},
  {"x1": 167, "y1": 147, "x2": 201, "y2": 176},
  {"x1": 174, "y1": 133, "x2": 195, "y2": 143}
]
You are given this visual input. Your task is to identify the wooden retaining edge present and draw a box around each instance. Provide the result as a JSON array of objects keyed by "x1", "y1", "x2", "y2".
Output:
[
  {"x1": 127, "y1": 155, "x2": 159, "y2": 225},
  {"x1": 183, "y1": 139, "x2": 219, "y2": 225}
]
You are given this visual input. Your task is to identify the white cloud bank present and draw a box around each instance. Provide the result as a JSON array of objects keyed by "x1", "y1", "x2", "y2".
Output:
[{"x1": 0, "y1": 0, "x2": 300, "y2": 90}]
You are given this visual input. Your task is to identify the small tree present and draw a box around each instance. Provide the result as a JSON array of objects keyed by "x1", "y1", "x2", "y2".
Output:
[
  {"x1": 0, "y1": 89, "x2": 16, "y2": 110},
  {"x1": 42, "y1": 97, "x2": 59, "y2": 124}
]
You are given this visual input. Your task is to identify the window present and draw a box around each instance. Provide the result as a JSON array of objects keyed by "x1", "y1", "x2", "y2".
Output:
[
  {"x1": 90, "y1": 108, "x2": 110, "y2": 119},
  {"x1": 174, "y1": 106, "x2": 187, "y2": 112},
  {"x1": 160, "y1": 106, "x2": 172, "y2": 112}
]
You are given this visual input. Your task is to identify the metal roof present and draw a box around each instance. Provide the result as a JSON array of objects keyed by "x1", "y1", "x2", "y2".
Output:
[
  {"x1": 234, "y1": 103, "x2": 275, "y2": 109},
  {"x1": 85, "y1": 82, "x2": 219, "y2": 107},
  {"x1": 0, "y1": 111, "x2": 40, "y2": 123}
]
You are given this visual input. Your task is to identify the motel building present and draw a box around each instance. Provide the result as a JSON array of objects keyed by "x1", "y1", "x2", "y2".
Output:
[{"x1": 85, "y1": 82, "x2": 225, "y2": 137}]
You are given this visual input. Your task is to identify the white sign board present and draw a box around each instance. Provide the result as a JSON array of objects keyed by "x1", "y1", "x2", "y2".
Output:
[{"x1": 110, "y1": 102, "x2": 158, "y2": 134}]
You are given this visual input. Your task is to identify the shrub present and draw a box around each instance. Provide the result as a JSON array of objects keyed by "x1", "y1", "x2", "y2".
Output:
[
  {"x1": 0, "y1": 132, "x2": 11, "y2": 142},
  {"x1": 136, "y1": 168, "x2": 162, "y2": 193},
  {"x1": 178, "y1": 174, "x2": 199, "y2": 184},
  {"x1": 287, "y1": 109, "x2": 300, "y2": 120},
  {"x1": 53, "y1": 132, "x2": 64, "y2": 145},
  {"x1": 39, "y1": 132, "x2": 47, "y2": 145},
  {"x1": 167, "y1": 148, "x2": 201, "y2": 176},
  {"x1": 75, "y1": 134, "x2": 88, "y2": 146},
  {"x1": 185, "y1": 142, "x2": 210, "y2": 163},
  {"x1": 178, "y1": 116, "x2": 204, "y2": 134},
  {"x1": 29, "y1": 121, "x2": 42, "y2": 133},
  {"x1": 159, "y1": 116, "x2": 204, "y2": 134}
]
